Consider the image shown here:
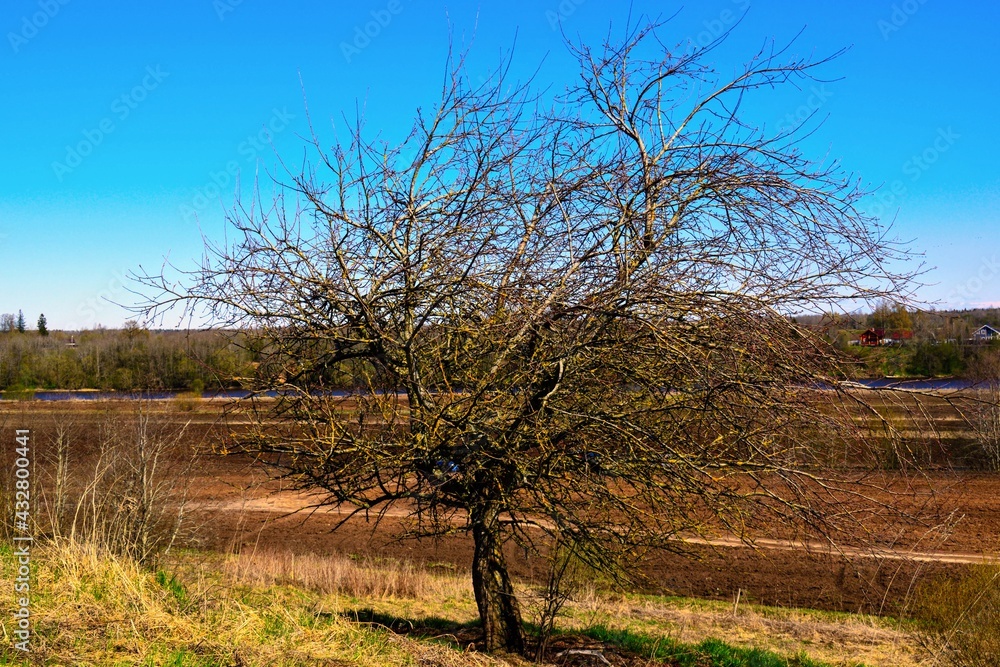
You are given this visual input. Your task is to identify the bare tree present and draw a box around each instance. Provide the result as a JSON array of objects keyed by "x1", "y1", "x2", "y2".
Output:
[{"x1": 137, "y1": 23, "x2": 921, "y2": 654}]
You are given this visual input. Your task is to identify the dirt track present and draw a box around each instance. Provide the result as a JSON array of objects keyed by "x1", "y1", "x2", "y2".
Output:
[{"x1": 191, "y1": 492, "x2": 997, "y2": 565}]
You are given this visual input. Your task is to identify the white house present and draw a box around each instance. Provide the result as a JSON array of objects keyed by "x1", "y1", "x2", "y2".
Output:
[{"x1": 971, "y1": 324, "x2": 1000, "y2": 342}]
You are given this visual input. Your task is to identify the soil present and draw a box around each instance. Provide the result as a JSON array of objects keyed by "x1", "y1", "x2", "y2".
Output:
[{"x1": 3, "y1": 399, "x2": 998, "y2": 616}]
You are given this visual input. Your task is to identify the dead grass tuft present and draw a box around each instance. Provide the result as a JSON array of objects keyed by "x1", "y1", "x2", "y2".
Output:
[{"x1": 225, "y1": 548, "x2": 471, "y2": 601}]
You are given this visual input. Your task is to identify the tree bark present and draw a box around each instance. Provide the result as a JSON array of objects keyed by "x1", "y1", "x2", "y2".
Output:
[{"x1": 471, "y1": 505, "x2": 524, "y2": 654}]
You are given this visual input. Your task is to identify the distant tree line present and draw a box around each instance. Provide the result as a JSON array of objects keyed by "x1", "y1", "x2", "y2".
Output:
[
  {"x1": 1, "y1": 310, "x2": 49, "y2": 335},
  {"x1": 0, "y1": 310, "x2": 28, "y2": 334},
  {"x1": 0, "y1": 324, "x2": 256, "y2": 391},
  {"x1": 793, "y1": 305, "x2": 1000, "y2": 378},
  {"x1": 2, "y1": 304, "x2": 996, "y2": 391}
]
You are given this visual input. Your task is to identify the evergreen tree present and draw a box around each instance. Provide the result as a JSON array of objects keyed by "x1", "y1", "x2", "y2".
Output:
[
  {"x1": 16, "y1": 310, "x2": 25, "y2": 334},
  {"x1": 37, "y1": 313, "x2": 48, "y2": 336}
]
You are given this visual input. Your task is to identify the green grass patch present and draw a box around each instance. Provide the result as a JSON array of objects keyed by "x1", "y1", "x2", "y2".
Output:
[
  {"x1": 582, "y1": 625, "x2": 856, "y2": 667},
  {"x1": 156, "y1": 569, "x2": 188, "y2": 607}
]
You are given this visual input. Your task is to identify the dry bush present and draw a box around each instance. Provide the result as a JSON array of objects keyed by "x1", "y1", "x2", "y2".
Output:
[
  {"x1": 73, "y1": 404, "x2": 194, "y2": 565},
  {"x1": 912, "y1": 564, "x2": 1000, "y2": 666},
  {"x1": 36, "y1": 413, "x2": 79, "y2": 538},
  {"x1": 172, "y1": 393, "x2": 201, "y2": 412},
  {"x1": 522, "y1": 540, "x2": 599, "y2": 661},
  {"x1": 33, "y1": 403, "x2": 197, "y2": 567},
  {"x1": 0, "y1": 412, "x2": 11, "y2": 544}
]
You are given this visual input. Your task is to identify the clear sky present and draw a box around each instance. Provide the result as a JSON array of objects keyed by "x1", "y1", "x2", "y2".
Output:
[{"x1": 2, "y1": 0, "x2": 998, "y2": 329}]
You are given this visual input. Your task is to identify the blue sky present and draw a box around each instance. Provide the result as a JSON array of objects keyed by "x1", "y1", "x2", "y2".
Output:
[{"x1": 2, "y1": 0, "x2": 998, "y2": 329}]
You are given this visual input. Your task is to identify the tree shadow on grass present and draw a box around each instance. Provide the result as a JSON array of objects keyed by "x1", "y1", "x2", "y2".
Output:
[
  {"x1": 339, "y1": 607, "x2": 483, "y2": 645},
  {"x1": 337, "y1": 610, "x2": 832, "y2": 666},
  {"x1": 338, "y1": 609, "x2": 655, "y2": 664}
]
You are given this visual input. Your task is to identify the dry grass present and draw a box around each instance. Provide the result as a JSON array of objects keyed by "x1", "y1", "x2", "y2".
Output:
[
  {"x1": 0, "y1": 542, "x2": 514, "y2": 666},
  {"x1": 911, "y1": 563, "x2": 1000, "y2": 666},
  {"x1": 0, "y1": 539, "x2": 928, "y2": 666},
  {"x1": 216, "y1": 549, "x2": 925, "y2": 667},
  {"x1": 224, "y1": 548, "x2": 471, "y2": 602}
]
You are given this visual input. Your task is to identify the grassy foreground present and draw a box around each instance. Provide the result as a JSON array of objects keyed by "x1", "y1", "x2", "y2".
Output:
[{"x1": 0, "y1": 544, "x2": 922, "y2": 666}]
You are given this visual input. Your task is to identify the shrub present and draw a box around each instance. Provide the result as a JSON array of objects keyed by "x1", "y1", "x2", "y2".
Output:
[
  {"x1": 2, "y1": 383, "x2": 35, "y2": 400},
  {"x1": 907, "y1": 342, "x2": 964, "y2": 376},
  {"x1": 47, "y1": 404, "x2": 197, "y2": 567},
  {"x1": 912, "y1": 564, "x2": 1000, "y2": 666}
]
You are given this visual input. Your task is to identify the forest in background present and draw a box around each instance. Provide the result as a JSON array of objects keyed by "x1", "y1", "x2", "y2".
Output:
[
  {"x1": 795, "y1": 305, "x2": 1000, "y2": 377},
  {"x1": 0, "y1": 306, "x2": 997, "y2": 392},
  {"x1": 0, "y1": 323, "x2": 254, "y2": 392}
]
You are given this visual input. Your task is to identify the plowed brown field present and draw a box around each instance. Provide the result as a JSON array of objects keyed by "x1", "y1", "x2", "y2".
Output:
[{"x1": 3, "y1": 396, "x2": 997, "y2": 615}]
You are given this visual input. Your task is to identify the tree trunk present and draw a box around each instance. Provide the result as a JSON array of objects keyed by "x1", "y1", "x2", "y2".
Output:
[{"x1": 471, "y1": 505, "x2": 524, "y2": 654}]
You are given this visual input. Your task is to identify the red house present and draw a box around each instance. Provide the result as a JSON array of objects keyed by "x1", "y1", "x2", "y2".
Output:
[
  {"x1": 885, "y1": 330, "x2": 914, "y2": 344},
  {"x1": 859, "y1": 328, "x2": 884, "y2": 347},
  {"x1": 859, "y1": 328, "x2": 913, "y2": 346}
]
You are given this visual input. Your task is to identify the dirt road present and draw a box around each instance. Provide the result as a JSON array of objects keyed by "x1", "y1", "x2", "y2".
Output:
[{"x1": 190, "y1": 491, "x2": 998, "y2": 566}]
